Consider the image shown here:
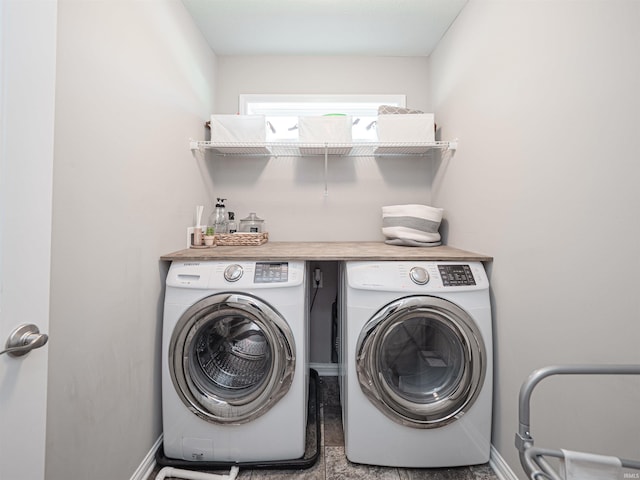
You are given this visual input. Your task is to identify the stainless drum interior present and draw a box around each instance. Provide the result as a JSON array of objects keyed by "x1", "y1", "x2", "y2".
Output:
[
  {"x1": 191, "y1": 315, "x2": 271, "y2": 396},
  {"x1": 356, "y1": 296, "x2": 486, "y2": 429},
  {"x1": 170, "y1": 292, "x2": 295, "y2": 424}
]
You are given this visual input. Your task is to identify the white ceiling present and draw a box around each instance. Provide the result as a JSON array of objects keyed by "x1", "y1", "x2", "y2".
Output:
[{"x1": 181, "y1": 0, "x2": 468, "y2": 56}]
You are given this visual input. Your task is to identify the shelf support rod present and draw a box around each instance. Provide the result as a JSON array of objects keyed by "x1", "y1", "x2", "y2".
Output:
[{"x1": 323, "y1": 144, "x2": 329, "y2": 197}]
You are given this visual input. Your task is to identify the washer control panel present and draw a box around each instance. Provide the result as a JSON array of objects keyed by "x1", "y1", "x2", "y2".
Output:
[
  {"x1": 167, "y1": 261, "x2": 305, "y2": 289},
  {"x1": 254, "y1": 262, "x2": 289, "y2": 283}
]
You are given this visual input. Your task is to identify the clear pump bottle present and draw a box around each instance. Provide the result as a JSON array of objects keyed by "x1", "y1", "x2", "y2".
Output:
[{"x1": 210, "y1": 198, "x2": 228, "y2": 234}]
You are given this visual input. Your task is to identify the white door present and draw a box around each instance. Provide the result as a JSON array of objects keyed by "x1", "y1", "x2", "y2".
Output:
[{"x1": 0, "y1": 1, "x2": 57, "y2": 479}]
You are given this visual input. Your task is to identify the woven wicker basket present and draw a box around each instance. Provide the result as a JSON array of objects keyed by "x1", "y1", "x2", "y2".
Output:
[{"x1": 215, "y1": 232, "x2": 268, "y2": 246}]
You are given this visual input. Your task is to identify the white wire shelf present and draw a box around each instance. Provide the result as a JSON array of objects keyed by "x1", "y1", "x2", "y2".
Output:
[{"x1": 189, "y1": 140, "x2": 457, "y2": 157}]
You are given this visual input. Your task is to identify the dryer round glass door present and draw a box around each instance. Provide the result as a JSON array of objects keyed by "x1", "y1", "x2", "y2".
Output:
[
  {"x1": 356, "y1": 295, "x2": 486, "y2": 429},
  {"x1": 169, "y1": 292, "x2": 296, "y2": 424}
]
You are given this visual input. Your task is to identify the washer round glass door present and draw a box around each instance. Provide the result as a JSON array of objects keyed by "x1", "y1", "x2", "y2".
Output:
[
  {"x1": 356, "y1": 296, "x2": 486, "y2": 428},
  {"x1": 169, "y1": 292, "x2": 295, "y2": 425}
]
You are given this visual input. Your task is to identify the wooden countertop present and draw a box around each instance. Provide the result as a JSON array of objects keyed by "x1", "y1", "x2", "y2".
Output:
[{"x1": 161, "y1": 242, "x2": 492, "y2": 262}]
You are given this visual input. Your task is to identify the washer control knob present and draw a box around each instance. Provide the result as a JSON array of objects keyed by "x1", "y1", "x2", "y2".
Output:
[
  {"x1": 224, "y1": 264, "x2": 243, "y2": 282},
  {"x1": 409, "y1": 267, "x2": 429, "y2": 285}
]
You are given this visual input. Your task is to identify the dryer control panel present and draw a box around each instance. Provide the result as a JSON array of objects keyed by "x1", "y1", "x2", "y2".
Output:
[
  {"x1": 346, "y1": 261, "x2": 488, "y2": 293},
  {"x1": 438, "y1": 264, "x2": 476, "y2": 286}
]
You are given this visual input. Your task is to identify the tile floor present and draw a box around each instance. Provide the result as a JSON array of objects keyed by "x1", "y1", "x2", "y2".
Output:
[{"x1": 149, "y1": 377, "x2": 498, "y2": 480}]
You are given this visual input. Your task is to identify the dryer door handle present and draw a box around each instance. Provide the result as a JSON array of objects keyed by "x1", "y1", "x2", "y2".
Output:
[{"x1": 0, "y1": 324, "x2": 49, "y2": 358}]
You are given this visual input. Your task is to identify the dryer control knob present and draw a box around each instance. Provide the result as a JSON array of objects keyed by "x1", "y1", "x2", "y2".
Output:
[
  {"x1": 224, "y1": 264, "x2": 243, "y2": 282},
  {"x1": 409, "y1": 267, "x2": 429, "y2": 285}
]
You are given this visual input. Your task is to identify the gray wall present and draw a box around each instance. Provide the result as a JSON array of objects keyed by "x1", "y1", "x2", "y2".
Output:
[
  {"x1": 211, "y1": 55, "x2": 433, "y2": 243},
  {"x1": 46, "y1": 1, "x2": 217, "y2": 479},
  {"x1": 212, "y1": 55, "x2": 435, "y2": 363},
  {"x1": 429, "y1": 1, "x2": 640, "y2": 477}
]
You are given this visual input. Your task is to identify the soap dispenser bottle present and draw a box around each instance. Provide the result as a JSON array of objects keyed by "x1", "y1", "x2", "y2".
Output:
[
  {"x1": 227, "y1": 212, "x2": 238, "y2": 234},
  {"x1": 210, "y1": 198, "x2": 228, "y2": 234}
]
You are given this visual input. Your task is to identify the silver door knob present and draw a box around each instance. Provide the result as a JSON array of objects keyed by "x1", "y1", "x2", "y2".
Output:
[{"x1": 0, "y1": 324, "x2": 49, "y2": 358}]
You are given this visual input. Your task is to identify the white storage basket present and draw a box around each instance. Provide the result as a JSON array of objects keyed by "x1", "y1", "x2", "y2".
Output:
[
  {"x1": 382, "y1": 204, "x2": 443, "y2": 247},
  {"x1": 376, "y1": 113, "x2": 435, "y2": 143},
  {"x1": 298, "y1": 115, "x2": 352, "y2": 155}
]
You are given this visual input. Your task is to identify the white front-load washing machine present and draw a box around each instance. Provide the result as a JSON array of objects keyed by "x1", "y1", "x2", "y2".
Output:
[
  {"x1": 162, "y1": 260, "x2": 308, "y2": 463},
  {"x1": 339, "y1": 261, "x2": 492, "y2": 467}
]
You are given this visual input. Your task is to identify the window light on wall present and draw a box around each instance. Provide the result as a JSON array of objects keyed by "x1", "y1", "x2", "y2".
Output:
[{"x1": 239, "y1": 94, "x2": 406, "y2": 142}]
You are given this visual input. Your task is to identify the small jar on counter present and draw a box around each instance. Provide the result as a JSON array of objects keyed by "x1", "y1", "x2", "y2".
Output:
[{"x1": 239, "y1": 212, "x2": 265, "y2": 233}]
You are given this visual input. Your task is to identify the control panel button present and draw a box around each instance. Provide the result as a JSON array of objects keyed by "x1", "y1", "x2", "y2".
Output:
[
  {"x1": 409, "y1": 266, "x2": 429, "y2": 285},
  {"x1": 224, "y1": 264, "x2": 243, "y2": 282}
]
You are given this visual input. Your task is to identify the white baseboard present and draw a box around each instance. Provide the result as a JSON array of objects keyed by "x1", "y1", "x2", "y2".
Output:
[
  {"x1": 490, "y1": 444, "x2": 520, "y2": 480},
  {"x1": 130, "y1": 434, "x2": 162, "y2": 480},
  {"x1": 309, "y1": 362, "x2": 339, "y2": 376}
]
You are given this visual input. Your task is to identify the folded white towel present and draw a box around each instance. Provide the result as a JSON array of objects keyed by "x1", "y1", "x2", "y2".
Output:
[{"x1": 561, "y1": 449, "x2": 622, "y2": 480}]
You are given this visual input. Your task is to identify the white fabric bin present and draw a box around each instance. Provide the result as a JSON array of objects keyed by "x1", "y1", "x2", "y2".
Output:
[
  {"x1": 298, "y1": 115, "x2": 352, "y2": 155},
  {"x1": 376, "y1": 113, "x2": 435, "y2": 143},
  {"x1": 210, "y1": 115, "x2": 266, "y2": 143}
]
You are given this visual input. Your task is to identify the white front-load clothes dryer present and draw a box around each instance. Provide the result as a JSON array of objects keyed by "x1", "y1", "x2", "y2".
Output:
[
  {"x1": 162, "y1": 260, "x2": 308, "y2": 463},
  {"x1": 339, "y1": 261, "x2": 492, "y2": 468}
]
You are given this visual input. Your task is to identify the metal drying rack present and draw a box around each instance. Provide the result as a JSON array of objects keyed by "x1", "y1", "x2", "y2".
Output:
[{"x1": 515, "y1": 364, "x2": 640, "y2": 479}]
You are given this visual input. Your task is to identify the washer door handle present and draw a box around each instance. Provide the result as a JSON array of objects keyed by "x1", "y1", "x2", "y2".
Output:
[{"x1": 0, "y1": 324, "x2": 49, "y2": 358}]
